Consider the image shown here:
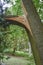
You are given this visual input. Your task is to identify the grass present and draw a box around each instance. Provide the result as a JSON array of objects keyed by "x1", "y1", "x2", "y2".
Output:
[
  {"x1": 3, "y1": 56, "x2": 36, "y2": 65},
  {"x1": 4, "y1": 57, "x2": 29, "y2": 65},
  {"x1": 2, "y1": 51, "x2": 36, "y2": 65},
  {"x1": 14, "y1": 51, "x2": 29, "y2": 57}
]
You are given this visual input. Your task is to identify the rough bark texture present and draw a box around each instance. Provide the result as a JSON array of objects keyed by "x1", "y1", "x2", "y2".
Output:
[{"x1": 22, "y1": 0, "x2": 43, "y2": 65}]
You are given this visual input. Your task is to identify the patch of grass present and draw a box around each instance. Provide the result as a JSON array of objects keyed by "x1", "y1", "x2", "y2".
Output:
[
  {"x1": 26, "y1": 55, "x2": 36, "y2": 65},
  {"x1": 14, "y1": 51, "x2": 29, "y2": 57}
]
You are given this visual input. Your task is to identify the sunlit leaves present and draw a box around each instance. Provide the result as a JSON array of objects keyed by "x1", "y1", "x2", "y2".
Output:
[
  {"x1": 33, "y1": 0, "x2": 43, "y2": 22},
  {"x1": 0, "y1": 24, "x2": 29, "y2": 54},
  {"x1": 2, "y1": 0, "x2": 23, "y2": 16}
]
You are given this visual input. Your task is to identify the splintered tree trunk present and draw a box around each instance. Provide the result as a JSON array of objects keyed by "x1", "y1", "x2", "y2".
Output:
[{"x1": 22, "y1": 0, "x2": 43, "y2": 65}]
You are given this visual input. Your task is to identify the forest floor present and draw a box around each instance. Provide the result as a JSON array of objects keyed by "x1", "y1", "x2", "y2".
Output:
[{"x1": 4, "y1": 56, "x2": 29, "y2": 65}]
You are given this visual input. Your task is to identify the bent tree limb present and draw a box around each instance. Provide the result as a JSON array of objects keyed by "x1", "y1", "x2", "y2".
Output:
[{"x1": 22, "y1": 0, "x2": 43, "y2": 65}]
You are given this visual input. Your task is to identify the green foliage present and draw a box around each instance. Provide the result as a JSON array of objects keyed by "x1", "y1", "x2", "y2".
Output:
[
  {"x1": 0, "y1": 24, "x2": 29, "y2": 53},
  {"x1": 5, "y1": 0, "x2": 23, "y2": 16},
  {"x1": 33, "y1": 0, "x2": 43, "y2": 22},
  {"x1": 14, "y1": 51, "x2": 29, "y2": 57},
  {"x1": 26, "y1": 55, "x2": 36, "y2": 65}
]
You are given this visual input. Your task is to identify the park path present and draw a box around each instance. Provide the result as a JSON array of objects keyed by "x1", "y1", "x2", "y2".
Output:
[{"x1": 4, "y1": 57, "x2": 29, "y2": 65}]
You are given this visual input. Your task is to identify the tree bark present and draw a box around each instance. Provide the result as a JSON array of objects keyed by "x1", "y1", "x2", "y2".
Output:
[{"x1": 22, "y1": 0, "x2": 43, "y2": 65}]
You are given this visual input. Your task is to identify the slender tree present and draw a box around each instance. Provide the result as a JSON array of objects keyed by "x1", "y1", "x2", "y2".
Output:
[{"x1": 22, "y1": 0, "x2": 43, "y2": 65}]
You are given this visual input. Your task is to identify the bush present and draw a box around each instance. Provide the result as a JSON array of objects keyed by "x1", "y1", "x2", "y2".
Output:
[{"x1": 14, "y1": 51, "x2": 29, "y2": 57}]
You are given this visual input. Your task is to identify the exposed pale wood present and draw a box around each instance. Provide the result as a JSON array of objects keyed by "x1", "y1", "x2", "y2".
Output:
[{"x1": 5, "y1": 16, "x2": 32, "y2": 35}]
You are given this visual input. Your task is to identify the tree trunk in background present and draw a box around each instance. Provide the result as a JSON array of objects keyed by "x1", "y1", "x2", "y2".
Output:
[{"x1": 22, "y1": 0, "x2": 43, "y2": 65}]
